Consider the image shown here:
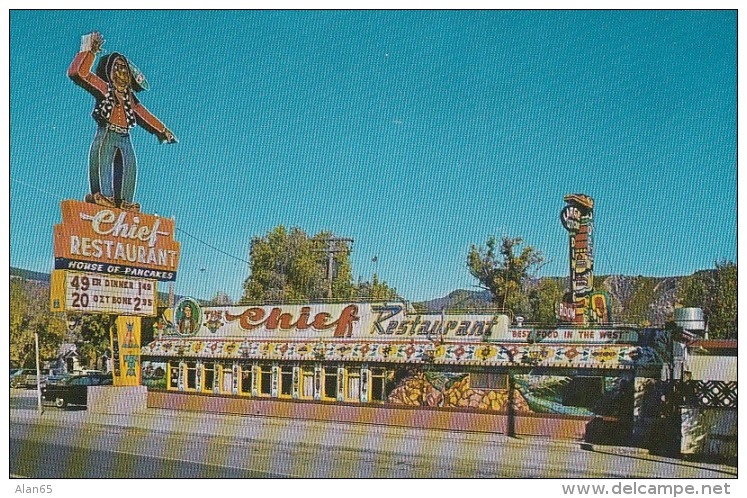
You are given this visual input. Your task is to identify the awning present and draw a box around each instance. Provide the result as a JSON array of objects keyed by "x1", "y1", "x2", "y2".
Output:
[{"x1": 141, "y1": 339, "x2": 665, "y2": 369}]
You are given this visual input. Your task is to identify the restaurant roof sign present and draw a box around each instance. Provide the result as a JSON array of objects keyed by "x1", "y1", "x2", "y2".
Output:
[
  {"x1": 157, "y1": 302, "x2": 642, "y2": 345},
  {"x1": 170, "y1": 302, "x2": 510, "y2": 342}
]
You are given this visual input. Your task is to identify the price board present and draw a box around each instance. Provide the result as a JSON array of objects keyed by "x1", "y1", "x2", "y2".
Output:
[{"x1": 50, "y1": 270, "x2": 157, "y2": 316}]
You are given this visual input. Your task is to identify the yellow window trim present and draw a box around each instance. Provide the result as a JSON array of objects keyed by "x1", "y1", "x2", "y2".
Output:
[
  {"x1": 344, "y1": 372, "x2": 361, "y2": 402},
  {"x1": 369, "y1": 374, "x2": 387, "y2": 403},
  {"x1": 166, "y1": 362, "x2": 179, "y2": 390},
  {"x1": 238, "y1": 366, "x2": 252, "y2": 397},
  {"x1": 184, "y1": 364, "x2": 198, "y2": 392},
  {"x1": 201, "y1": 365, "x2": 216, "y2": 393},
  {"x1": 257, "y1": 368, "x2": 273, "y2": 397},
  {"x1": 219, "y1": 365, "x2": 235, "y2": 395},
  {"x1": 322, "y1": 371, "x2": 339, "y2": 400},
  {"x1": 299, "y1": 371, "x2": 314, "y2": 399},
  {"x1": 278, "y1": 371, "x2": 293, "y2": 398}
]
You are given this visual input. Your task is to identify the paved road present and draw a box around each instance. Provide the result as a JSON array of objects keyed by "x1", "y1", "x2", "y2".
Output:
[
  {"x1": 10, "y1": 437, "x2": 284, "y2": 478},
  {"x1": 10, "y1": 390, "x2": 738, "y2": 478}
]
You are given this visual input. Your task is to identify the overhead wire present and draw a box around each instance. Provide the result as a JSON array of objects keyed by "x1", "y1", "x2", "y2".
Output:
[
  {"x1": 174, "y1": 227, "x2": 250, "y2": 265},
  {"x1": 10, "y1": 177, "x2": 250, "y2": 267}
]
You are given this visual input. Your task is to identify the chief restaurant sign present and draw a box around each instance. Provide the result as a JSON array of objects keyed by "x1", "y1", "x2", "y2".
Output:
[
  {"x1": 53, "y1": 200, "x2": 181, "y2": 282},
  {"x1": 180, "y1": 302, "x2": 511, "y2": 342}
]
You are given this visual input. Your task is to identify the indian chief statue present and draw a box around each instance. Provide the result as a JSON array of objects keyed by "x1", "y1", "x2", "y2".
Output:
[{"x1": 68, "y1": 32, "x2": 177, "y2": 212}]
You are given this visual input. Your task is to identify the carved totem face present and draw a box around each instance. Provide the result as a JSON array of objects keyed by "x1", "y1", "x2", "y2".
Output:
[{"x1": 110, "y1": 56, "x2": 132, "y2": 92}]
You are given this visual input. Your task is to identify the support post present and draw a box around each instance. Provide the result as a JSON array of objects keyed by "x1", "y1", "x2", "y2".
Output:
[
  {"x1": 35, "y1": 331, "x2": 43, "y2": 414},
  {"x1": 507, "y1": 372, "x2": 516, "y2": 438}
]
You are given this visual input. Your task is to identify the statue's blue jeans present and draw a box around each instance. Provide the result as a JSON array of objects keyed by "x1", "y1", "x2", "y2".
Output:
[{"x1": 89, "y1": 125, "x2": 137, "y2": 202}]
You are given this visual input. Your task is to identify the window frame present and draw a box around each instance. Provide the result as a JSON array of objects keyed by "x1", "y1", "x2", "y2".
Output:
[
  {"x1": 258, "y1": 364, "x2": 273, "y2": 397},
  {"x1": 369, "y1": 368, "x2": 387, "y2": 403},
  {"x1": 300, "y1": 367, "x2": 315, "y2": 400},
  {"x1": 470, "y1": 371, "x2": 509, "y2": 390},
  {"x1": 239, "y1": 363, "x2": 253, "y2": 396},
  {"x1": 168, "y1": 360, "x2": 180, "y2": 390},
  {"x1": 279, "y1": 366, "x2": 293, "y2": 398},
  {"x1": 219, "y1": 363, "x2": 234, "y2": 394},
  {"x1": 561, "y1": 375, "x2": 605, "y2": 409},
  {"x1": 202, "y1": 362, "x2": 216, "y2": 393},
  {"x1": 345, "y1": 368, "x2": 361, "y2": 402},
  {"x1": 323, "y1": 367, "x2": 338, "y2": 401},
  {"x1": 185, "y1": 361, "x2": 197, "y2": 391}
]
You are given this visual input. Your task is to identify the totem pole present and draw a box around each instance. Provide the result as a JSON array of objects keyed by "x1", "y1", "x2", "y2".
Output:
[
  {"x1": 559, "y1": 194, "x2": 611, "y2": 325},
  {"x1": 68, "y1": 32, "x2": 177, "y2": 212}
]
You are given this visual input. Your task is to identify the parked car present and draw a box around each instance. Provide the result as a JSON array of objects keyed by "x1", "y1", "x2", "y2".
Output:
[
  {"x1": 11, "y1": 369, "x2": 47, "y2": 389},
  {"x1": 10, "y1": 368, "x2": 22, "y2": 386},
  {"x1": 43, "y1": 368, "x2": 66, "y2": 384},
  {"x1": 41, "y1": 372, "x2": 113, "y2": 408},
  {"x1": 78, "y1": 369, "x2": 104, "y2": 375}
]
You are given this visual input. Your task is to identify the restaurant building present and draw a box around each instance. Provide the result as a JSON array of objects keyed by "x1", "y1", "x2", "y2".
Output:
[{"x1": 140, "y1": 299, "x2": 669, "y2": 441}]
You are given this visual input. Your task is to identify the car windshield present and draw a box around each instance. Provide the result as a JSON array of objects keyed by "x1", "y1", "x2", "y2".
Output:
[
  {"x1": 65, "y1": 375, "x2": 112, "y2": 386},
  {"x1": 66, "y1": 376, "x2": 92, "y2": 386}
]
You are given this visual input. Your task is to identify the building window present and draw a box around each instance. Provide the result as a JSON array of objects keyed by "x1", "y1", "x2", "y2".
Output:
[
  {"x1": 203, "y1": 362, "x2": 215, "y2": 392},
  {"x1": 562, "y1": 376, "x2": 604, "y2": 409},
  {"x1": 185, "y1": 362, "x2": 197, "y2": 390},
  {"x1": 168, "y1": 361, "x2": 180, "y2": 390},
  {"x1": 259, "y1": 365, "x2": 272, "y2": 396},
  {"x1": 301, "y1": 367, "x2": 315, "y2": 399},
  {"x1": 470, "y1": 372, "x2": 508, "y2": 390},
  {"x1": 346, "y1": 369, "x2": 361, "y2": 401},
  {"x1": 280, "y1": 367, "x2": 293, "y2": 398},
  {"x1": 323, "y1": 368, "x2": 338, "y2": 400},
  {"x1": 240, "y1": 364, "x2": 252, "y2": 395},
  {"x1": 370, "y1": 368, "x2": 387, "y2": 402},
  {"x1": 221, "y1": 364, "x2": 233, "y2": 393}
]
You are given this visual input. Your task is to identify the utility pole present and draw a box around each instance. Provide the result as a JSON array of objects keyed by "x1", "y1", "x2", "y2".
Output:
[
  {"x1": 317, "y1": 237, "x2": 354, "y2": 299},
  {"x1": 35, "y1": 330, "x2": 43, "y2": 414}
]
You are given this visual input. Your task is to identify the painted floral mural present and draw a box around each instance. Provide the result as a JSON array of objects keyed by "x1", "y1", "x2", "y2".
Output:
[{"x1": 383, "y1": 367, "x2": 632, "y2": 417}]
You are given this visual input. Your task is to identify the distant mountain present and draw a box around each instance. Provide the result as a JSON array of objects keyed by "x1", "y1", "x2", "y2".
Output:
[
  {"x1": 10, "y1": 267, "x2": 51, "y2": 283},
  {"x1": 600, "y1": 274, "x2": 682, "y2": 327},
  {"x1": 416, "y1": 274, "x2": 688, "y2": 327},
  {"x1": 415, "y1": 289, "x2": 493, "y2": 312}
]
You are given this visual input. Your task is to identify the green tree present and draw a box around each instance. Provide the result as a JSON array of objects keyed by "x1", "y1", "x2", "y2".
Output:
[
  {"x1": 677, "y1": 261, "x2": 737, "y2": 339},
  {"x1": 467, "y1": 236, "x2": 545, "y2": 313},
  {"x1": 10, "y1": 278, "x2": 67, "y2": 368},
  {"x1": 356, "y1": 273, "x2": 399, "y2": 300},
  {"x1": 241, "y1": 226, "x2": 388, "y2": 303},
  {"x1": 529, "y1": 278, "x2": 564, "y2": 326},
  {"x1": 76, "y1": 314, "x2": 113, "y2": 369},
  {"x1": 242, "y1": 226, "x2": 326, "y2": 302}
]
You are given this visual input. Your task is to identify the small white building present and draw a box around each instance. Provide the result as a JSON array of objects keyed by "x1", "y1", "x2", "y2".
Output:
[
  {"x1": 58, "y1": 343, "x2": 82, "y2": 374},
  {"x1": 685, "y1": 340, "x2": 737, "y2": 382},
  {"x1": 680, "y1": 339, "x2": 737, "y2": 460}
]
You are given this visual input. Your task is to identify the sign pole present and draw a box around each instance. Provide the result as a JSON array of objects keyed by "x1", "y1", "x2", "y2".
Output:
[
  {"x1": 327, "y1": 249, "x2": 334, "y2": 299},
  {"x1": 35, "y1": 330, "x2": 43, "y2": 414}
]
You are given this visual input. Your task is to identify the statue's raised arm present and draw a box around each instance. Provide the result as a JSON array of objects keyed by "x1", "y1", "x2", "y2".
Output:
[{"x1": 68, "y1": 32, "x2": 177, "y2": 212}]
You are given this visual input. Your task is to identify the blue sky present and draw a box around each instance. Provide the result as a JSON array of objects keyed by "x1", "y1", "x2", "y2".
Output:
[{"x1": 9, "y1": 10, "x2": 737, "y2": 302}]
